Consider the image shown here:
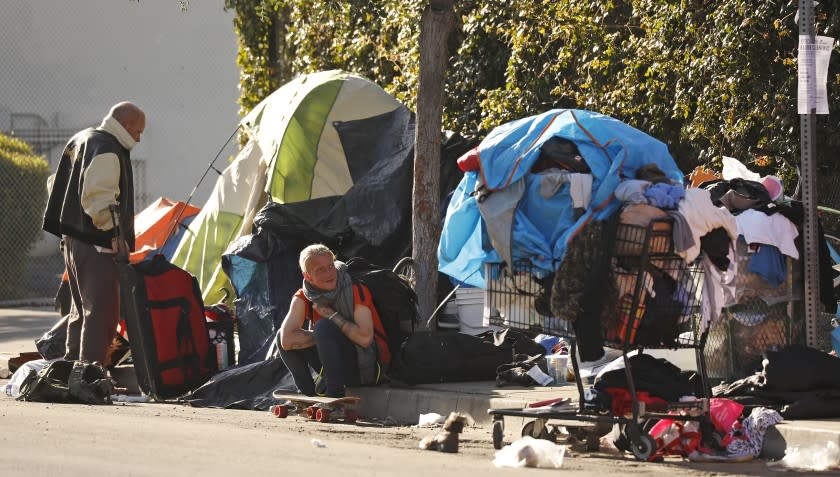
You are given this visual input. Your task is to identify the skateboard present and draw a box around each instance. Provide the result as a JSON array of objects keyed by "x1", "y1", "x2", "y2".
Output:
[{"x1": 270, "y1": 392, "x2": 361, "y2": 423}]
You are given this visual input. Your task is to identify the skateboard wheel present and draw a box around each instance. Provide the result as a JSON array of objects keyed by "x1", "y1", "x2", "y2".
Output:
[
  {"x1": 316, "y1": 408, "x2": 331, "y2": 423},
  {"x1": 344, "y1": 409, "x2": 358, "y2": 423},
  {"x1": 306, "y1": 406, "x2": 316, "y2": 419},
  {"x1": 273, "y1": 405, "x2": 288, "y2": 418}
]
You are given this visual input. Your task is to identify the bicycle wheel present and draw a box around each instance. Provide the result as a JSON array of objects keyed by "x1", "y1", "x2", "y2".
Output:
[{"x1": 392, "y1": 256, "x2": 417, "y2": 290}]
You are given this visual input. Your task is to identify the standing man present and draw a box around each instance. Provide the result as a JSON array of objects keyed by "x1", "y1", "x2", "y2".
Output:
[
  {"x1": 277, "y1": 244, "x2": 391, "y2": 397},
  {"x1": 43, "y1": 101, "x2": 145, "y2": 364}
]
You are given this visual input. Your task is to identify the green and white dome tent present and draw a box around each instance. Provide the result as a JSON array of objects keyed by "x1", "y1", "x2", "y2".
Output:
[
  {"x1": 171, "y1": 70, "x2": 409, "y2": 305},
  {"x1": 244, "y1": 69, "x2": 404, "y2": 204}
]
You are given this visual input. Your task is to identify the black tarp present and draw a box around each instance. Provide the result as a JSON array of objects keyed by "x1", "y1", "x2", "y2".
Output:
[{"x1": 179, "y1": 357, "x2": 297, "y2": 410}]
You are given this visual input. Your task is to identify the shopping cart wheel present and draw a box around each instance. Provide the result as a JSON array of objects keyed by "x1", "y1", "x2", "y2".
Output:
[
  {"x1": 630, "y1": 433, "x2": 656, "y2": 461},
  {"x1": 566, "y1": 426, "x2": 588, "y2": 442},
  {"x1": 492, "y1": 419, "x2": 505, "y2": 449},
  {"x1": 520, "y1": 420, "x2": 551, "y2": 440}
]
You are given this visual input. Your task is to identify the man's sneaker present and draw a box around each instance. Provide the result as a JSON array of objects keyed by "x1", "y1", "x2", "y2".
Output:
[{"x1": 314, "y1": 373, "x2": 328, "y2": 397}]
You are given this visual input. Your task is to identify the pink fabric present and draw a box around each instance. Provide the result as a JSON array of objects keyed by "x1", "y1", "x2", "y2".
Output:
[{"x1": 761, "y1": 175, "x2": 783, "y2": 201}]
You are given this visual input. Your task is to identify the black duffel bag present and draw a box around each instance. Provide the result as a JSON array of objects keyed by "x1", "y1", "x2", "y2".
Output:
[
  {"x1": 393, "y1": 329, "x2": 544, "y2": 385},
  {"x1": 17, "y1": 360, "x2": 113, "y2": 405}
]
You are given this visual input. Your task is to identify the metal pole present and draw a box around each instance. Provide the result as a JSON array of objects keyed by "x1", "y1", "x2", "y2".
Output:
[{"x1": 798, "y1": 0, "x2": 820, "y2": 348}]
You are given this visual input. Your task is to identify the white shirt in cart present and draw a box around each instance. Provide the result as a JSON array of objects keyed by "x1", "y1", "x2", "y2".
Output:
[
  {"x1": 676, "y1": 188, "x2": 738, "y2": 263},
  {"x1": 735, "y1": 209, "x2": 800, "y2": 259}
]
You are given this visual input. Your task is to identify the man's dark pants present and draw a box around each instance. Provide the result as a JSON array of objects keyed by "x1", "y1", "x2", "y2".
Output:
[
  {"x1": 63, "y1": 236, "x2": 120, "y2": 364},
  {"x1": 277, "y1": 318, "x2": 360, "y2": 397}
]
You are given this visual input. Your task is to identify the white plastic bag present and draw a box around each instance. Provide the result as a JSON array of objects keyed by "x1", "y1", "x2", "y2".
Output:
[
  {"x1": 4, "y1": 358, "x2": 55, "y2": 398},
  {"x1": 417, "y1": 413, "x2": 446, "y2": 426},
  {"x1": 493, "y1": 436, "x2": 566, "y2": 468},
  {"x1": 721, "y1": 156, "x2": 761, "y2": 181},
  {"x1": 777, "y1": 441, "x2": 840, "y2": 471}
]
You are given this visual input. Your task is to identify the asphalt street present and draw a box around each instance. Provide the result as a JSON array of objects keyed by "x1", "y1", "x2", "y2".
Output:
[{"x1": 0, "y1": 307, "x2": 826, "y2": 476}]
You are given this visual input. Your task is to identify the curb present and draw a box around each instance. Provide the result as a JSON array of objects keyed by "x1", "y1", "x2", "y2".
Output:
[
  {"x1": 762, "y1": 421, "x2": 840, "y2": 460},
  {"x1": 351, "y1": 383, "x2": 840, "y2": 459},
  {"x1": 350, "y1": 383, "x2": 579, "y2": 426},
  {"x1": 0, "y1": 298, "x2": 53, "y2": 308}
]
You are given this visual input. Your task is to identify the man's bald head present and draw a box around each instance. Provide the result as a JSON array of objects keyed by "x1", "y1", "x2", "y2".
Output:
[{"x1": 109, "y1": 101, "x2": 146, "y2": 143}]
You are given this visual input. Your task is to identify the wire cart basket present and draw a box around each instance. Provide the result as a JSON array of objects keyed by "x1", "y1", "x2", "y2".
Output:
[{"x1": 487, "y1": 217, "x2": 710, "y2": 461}]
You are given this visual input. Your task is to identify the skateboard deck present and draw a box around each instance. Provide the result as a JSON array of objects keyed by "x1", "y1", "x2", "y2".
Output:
[{"x1": 270, "y1": 392, "x2": 361, "y2": 423}]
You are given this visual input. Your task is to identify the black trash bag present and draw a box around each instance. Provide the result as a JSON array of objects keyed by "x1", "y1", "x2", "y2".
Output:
[
  {"x1": 495, "y1": 353, "x2": 547, "y2": 387},
  {"x1": 35, "y1": 315, "x2": 68, "y2": 360}
]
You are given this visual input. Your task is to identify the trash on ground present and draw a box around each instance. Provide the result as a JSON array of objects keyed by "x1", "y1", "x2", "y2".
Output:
[
  {"x1": 111, "y1": 393, "x2": 151, "y2": 403},
  {"x1": 310, "y1": 438, "x2": 327, "y2": 448},
  {"x1": 493, "y1": 436, "x2": 566, "y2": 468},
  {"x1": 418, "y1": 412, "x2": 446, "y2": 426},
  {"x1": 418, "y1": 412, "x2": 468, "y2": 453},
  {"x1": 772, "y1": 441, "x2": 840, "y2": 472}
]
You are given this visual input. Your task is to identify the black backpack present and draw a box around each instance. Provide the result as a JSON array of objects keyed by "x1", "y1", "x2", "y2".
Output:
[{"x1": 345, "y1": 257, "x2": 420, "y2": 367}]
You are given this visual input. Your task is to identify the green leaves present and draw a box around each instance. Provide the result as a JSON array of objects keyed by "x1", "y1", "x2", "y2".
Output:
[{"x1": 227, "y1": 0, "x2": 840, "y2": 175}]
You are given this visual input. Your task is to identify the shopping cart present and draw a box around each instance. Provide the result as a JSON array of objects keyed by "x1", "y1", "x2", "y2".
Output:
[{"x1": 487, "y1": 217, "x2": 711, "y2": 461}]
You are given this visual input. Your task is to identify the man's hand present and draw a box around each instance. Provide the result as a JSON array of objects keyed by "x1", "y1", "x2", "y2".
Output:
[
  {"x1": 313, "y1": 303, "x2": 335, "y2": 317},
  {"x1": 111, "y1": 237, "x2": 129, "y2": 263}
]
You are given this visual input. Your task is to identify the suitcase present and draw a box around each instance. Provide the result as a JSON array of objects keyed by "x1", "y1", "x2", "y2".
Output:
[{"x1": 111, "y1": 206, "x2": 213, "y2": 401}]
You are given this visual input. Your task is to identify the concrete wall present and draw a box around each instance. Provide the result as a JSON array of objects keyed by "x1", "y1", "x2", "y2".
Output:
[{"x1": 0, "y1": 1, "x2": 240, "y2": 208}]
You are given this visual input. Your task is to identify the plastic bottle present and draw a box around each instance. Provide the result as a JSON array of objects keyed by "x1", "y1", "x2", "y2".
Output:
[{"x1": 654, "y1": 422, "x2": 680, "y2": 451}]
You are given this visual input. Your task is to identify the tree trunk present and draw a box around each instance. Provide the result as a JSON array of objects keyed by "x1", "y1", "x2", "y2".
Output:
[
  {"x1": 270, "y1": 5, "x2": 293, "y2": 86},
  {"x1": 413, "y1": 0, "x2": 455, "y2": 326}
]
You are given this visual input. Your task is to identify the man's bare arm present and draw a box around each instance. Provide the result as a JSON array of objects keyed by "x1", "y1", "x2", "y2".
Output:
[
  {"x1": 315, "y1": 303, "x2": 374, "y2": 348},
  {"x1": 280, "y1": 297, "x2": 315, "y2": 350}
]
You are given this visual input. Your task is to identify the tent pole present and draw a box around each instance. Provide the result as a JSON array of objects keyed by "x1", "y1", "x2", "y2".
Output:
[{"x1": 165, "y1": 124, "x2": 241, "y2": 242}]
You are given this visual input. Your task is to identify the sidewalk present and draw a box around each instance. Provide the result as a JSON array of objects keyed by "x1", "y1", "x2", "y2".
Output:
[{"x1": 3, "y1": 306, "x2": 840, "y2": 456}]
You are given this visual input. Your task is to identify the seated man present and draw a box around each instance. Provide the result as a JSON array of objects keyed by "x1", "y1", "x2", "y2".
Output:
[{"x1": 277, "y1": 244, "x2": 391, "y2": 397}]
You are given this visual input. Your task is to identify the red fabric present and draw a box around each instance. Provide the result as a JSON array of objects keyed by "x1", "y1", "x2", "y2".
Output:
[
  {"x1": 295, "y1": 284, "x2": 391, "y2": 366},
  {"x1": 137, "y1": 260, "x2": 212, "y2": 388},
  {"x1": 649, "y1": 419, "x2": 702, "y2": 457},
  {"x1": 709, "y1": 398, "x2": 744, "y2": 433},
  {"x1": 456, "y1": 147, "x2": 480, "y2": 172},
  {"x1": 602, "y1": 387, "x2": 668, "y2": 416}
]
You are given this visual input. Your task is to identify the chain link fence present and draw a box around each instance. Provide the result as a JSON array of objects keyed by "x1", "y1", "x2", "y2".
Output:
[
  {"x1": 0, "y1": 2, "x2": 238, "y2": 304},
  {"x1": 700, "y1": 175, "x2": 840, "y2": 383}
]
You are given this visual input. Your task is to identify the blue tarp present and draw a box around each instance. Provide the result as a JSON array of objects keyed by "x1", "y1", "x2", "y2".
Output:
[{"x1": 438, "y1": 109, "x2": 684, "y2": 287}]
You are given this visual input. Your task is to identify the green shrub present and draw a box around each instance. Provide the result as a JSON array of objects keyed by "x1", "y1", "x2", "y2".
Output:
[
  {"x1": 225, "y1": 1, "x2": 840, "y2": 179},
  {"x1": 0, "y1": 133, "x2": 49, "y2": 299}
]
